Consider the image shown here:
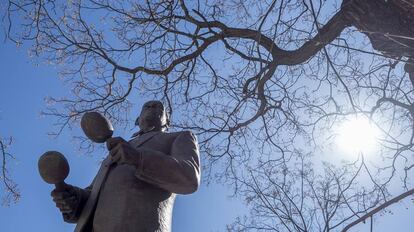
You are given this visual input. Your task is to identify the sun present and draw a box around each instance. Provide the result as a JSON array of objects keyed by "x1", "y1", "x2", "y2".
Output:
[{"x1": 336, "y1": 116, "x2": 381, "y2": 155}]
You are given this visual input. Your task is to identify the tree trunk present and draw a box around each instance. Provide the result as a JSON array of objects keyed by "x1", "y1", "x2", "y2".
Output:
[{"x1": 342, "y1": 0, "x2": 414, "y2": 59}]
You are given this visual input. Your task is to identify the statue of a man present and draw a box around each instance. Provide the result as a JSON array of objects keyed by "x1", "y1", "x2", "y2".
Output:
[{"x1": 51, "y1": 100, "x2": 201, "y2": 232}]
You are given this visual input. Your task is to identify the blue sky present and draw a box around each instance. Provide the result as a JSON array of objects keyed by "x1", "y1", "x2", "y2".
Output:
[{"x1": 1, "y1": 34, "x2": 414, "y2": 232}]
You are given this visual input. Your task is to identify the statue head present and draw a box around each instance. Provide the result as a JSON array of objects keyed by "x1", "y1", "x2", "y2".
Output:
[{"x1": 135, "y1": 100, "x2": 170, "y2": 132}]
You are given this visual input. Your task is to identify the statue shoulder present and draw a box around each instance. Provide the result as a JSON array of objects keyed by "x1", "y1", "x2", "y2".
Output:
[
  {"x1": 164, "y1": 130, "x2": 195, "y2": 136},
  {"x1": 162, "y1": 130, "x2": 197, "y2": 141}
]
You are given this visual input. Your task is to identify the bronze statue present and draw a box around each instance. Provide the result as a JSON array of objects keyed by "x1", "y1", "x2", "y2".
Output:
[{"x1": 49, "y1": 100, "x2": 201, "y2": 232}]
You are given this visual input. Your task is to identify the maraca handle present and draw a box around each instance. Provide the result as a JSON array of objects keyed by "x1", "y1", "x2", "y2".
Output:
[{"x1": 54, "y1": 181, "x2": 67, "y2": 191}]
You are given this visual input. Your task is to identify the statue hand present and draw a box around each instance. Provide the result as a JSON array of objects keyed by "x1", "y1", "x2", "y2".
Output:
[
  {"x1": 107, "y1": 137, "x2": 140, "y2": 167},
  {"x1": 51, "y1": 184, "x2": 79, "y2": 214}
]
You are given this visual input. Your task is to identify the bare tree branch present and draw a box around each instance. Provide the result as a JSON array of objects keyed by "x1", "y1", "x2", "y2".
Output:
[{"x1": 4, "y1": 0, "x2": 414, "y2": 230}]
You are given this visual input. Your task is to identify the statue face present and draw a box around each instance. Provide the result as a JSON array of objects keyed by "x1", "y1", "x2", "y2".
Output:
[{"x1": 137, "y1": 100, "x2": 168, "y2": 130}]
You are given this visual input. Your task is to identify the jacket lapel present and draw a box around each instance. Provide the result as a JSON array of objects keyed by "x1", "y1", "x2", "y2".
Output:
[
  {"x1": 131, "y1": 131, "x2": 160, "y2": 148},
  {"x1": 74, "y1": 156, "x2": 111, "y2": 232},
  {"x1": 74, "y1": 132, "x2": 160, "y2": 232}
]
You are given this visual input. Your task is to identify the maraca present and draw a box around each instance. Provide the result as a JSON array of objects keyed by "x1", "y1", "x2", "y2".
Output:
[
  {"x1": 38, "y1": 112, "x2": 113, "y2": 189},
  {"x1": 81, "y1": 112, "x2": 114, "y2": 143},
  {"x1": 38, "y1": 151, "x2": 69, "y2": 191}
]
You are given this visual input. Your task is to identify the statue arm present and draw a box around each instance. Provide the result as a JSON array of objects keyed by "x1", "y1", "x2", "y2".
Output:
[{"x1": 135, "y1": 131, "x2": 201, "y2": 194}]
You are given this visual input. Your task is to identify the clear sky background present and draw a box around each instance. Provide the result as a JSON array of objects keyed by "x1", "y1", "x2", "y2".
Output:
[{"x1": 1, "y1": 36, "x2": 414, "y2": 232}]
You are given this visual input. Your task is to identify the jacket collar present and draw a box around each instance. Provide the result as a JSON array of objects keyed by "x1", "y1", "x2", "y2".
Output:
[{"x1": 130, "y1": 130, "x2": 161, "y2": 147}]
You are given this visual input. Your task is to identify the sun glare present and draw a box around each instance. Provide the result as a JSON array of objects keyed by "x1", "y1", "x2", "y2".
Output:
[{"x1": 336, "y1": 117, "x2": 381, "y2": 155}]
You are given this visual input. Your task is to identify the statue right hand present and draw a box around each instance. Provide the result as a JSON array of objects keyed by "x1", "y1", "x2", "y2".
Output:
[{"x1": 51, "y1": 184, "x2": 79, "y2": 214}]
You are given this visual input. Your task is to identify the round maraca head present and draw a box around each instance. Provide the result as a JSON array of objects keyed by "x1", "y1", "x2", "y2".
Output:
[
  {"x1": 81, "y1": 112, "x2": 114, "y2": 143},
  {"x1": 38, "y1": 151, "x2": 69, "y2": 184}
]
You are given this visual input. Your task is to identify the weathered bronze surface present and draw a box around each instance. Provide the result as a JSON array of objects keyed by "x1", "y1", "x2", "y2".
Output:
[{"x1": 49, "y1": 101, "x2": 201, "y2": 232}]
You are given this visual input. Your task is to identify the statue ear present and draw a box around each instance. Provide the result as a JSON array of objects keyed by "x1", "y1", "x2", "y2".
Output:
[
  {"x1": 165, "y1": 111, "x2": 171, "y2": 128},
  {"x1": 135, "y1": 117, "x2": 140, "y2": 126},
  {"x1": 166, "y1": 117, "x2": 171, "y2": 128}
]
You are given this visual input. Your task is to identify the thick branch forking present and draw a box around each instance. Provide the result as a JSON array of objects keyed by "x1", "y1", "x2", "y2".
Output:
[
  {"x1": 179, "y1": 6, "x2": 350, "y2": 65},
  {"x1": 172, "y1": 6, "x2": 350, "y2": 131}
]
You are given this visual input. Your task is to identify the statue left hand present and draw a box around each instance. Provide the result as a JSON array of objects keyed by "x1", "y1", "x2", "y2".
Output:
[{"x1": 107, "y1": 137, "x2": 140, "y2": 167}]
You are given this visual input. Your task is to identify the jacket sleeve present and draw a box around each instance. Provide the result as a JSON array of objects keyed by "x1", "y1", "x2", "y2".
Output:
[
  {"x1": 62, "y1": 183, "x2": 92, "y2": 223},
  {"x1": 134, "y1": 131, "x2": 201, "y2": 194}
]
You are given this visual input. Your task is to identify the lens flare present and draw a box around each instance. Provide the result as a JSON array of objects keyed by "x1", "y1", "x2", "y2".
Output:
[{"x1": 336, "y1": 117, "x2": 381, "y2": 155}]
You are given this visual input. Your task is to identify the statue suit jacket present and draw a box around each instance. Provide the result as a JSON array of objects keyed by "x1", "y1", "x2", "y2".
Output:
[{"x1": 63, "y1": 130, "x2": 201, "y2": 232}]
